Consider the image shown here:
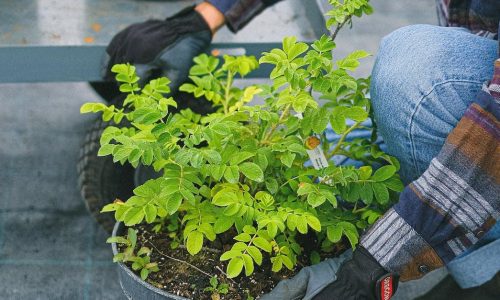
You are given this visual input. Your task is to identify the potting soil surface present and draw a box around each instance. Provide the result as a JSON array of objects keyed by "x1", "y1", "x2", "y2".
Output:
[{"x1": 0, "y1": 0, "x2": 447, "y2": 299}]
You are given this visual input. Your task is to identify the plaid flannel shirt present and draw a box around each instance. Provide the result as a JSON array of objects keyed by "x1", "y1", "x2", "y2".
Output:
[
  {"x1": 361, "y1": 80, "x2": 500, "y2": 280},
  {"x1": 361, "y1": 0, "x2": 500, "y2": 281},
  {"x1": 361, "y1": 1, "x2": 500, "y2": 281}
]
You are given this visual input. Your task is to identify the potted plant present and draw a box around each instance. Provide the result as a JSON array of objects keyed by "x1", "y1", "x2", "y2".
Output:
[{"x1": 80, "y1": 1, "x2": 403, "y2": 299}]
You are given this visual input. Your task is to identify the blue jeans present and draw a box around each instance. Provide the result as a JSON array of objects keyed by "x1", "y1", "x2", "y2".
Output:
[{"x1": 371, "y1": 24, "x2": 499, "y2": 288}]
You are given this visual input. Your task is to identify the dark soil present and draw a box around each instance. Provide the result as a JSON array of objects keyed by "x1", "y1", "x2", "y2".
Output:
[{"x1": 120, "y1": 225, "x2": 347, "y2": 300}]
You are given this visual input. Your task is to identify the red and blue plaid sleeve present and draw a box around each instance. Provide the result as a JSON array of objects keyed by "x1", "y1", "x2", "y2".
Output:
[{"x1": 360, "y1": 60, "x2": 500, "y2": 281}]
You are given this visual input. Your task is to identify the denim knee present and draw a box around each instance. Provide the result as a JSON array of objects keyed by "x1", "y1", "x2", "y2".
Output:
[{"x1": 370, "y1": 24, "x2": 496, "y2": 183}]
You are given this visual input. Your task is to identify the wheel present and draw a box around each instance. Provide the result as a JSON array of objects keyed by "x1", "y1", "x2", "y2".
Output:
[
  {"x1": 78, "y1": 92, "x2": 213, "y2": 232},
  {"x1": 78, "y1": 115, "x2": 135, "y2": 232}
]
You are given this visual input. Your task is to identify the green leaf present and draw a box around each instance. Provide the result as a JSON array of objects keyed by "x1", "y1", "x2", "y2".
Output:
[
  {"x1": 180, "y1": 189, "x2": 196, "y2": 205},
  {"x1": 288, "y1": 42, "x2": 309, "y2": 61},
  {"x1": 240, "y1": 254, "x2": 254, "y2": 277},
  {"x1": 253, "y1": 237, "x2": 272, "y2": 253},
  {"x1": 142, "y1": 148, "x2": 154, "y2": 165},
  {"x1": 202, "y1": 150, "x2": 222, "y2": 164},
  {"x1": 133, "y1": 108, "x2": 162, "y2": 125},
  {"x1": 265, "y1": 178, "x2": 279, "y2": 194},
  {"x1": 307, "y1": 193, "x2": 326, "y2": 207},
  {"x1": 214, "y1": 216, "x2": 234, "y2": 234},
  {"x1": 344, "y1": 106, "x2": 368, "y2": 122},
  {"x1": 247, "y1": 246, "x2": 263, "y2": 265},
  {"x1": 199, "y1": 223, "x2": 216, "y2": 241},
  {"x1": 330, "y1": 107, "x2": 346, "y2": 134},
  {"x1": 210, "y1": 165, "x2": 226, "y2": 181},
  {"x1": 140, "y1": 269, "x2": 149, "y2": 280},
  {"x1": 312, "y1": 107, "x2": 331, "y2": 134},
  {"x1": 346, "y1": 50, "x2": 370, "y2": 60},
  {"x1": 306, "y1": 215, "x2": 321, "y2": 232},
  {"x1": 297, "y1": 183, "x2": 316, "y2": 196},
  {"x1": 384, "y1": 176, "x2": 404, "y2": 192},
  {"x1": 342, "y1": 225, "x2": 359, "y2": 248},
  {"x1": 234, "y1": 233, "x2": 252, "y2": 242},
  {"x1": 358, "y1": 166, "x2": 372, "y2": 180},
  {"x1": 281, "y1": 255, "x2": 294, "y2": 270},
  {"x1": 209, "y1": 276, "x2": 218, "y2": 288},
  {"x1": 267, "y1": 222, "x2": 278, "y2": 238},
  {"x1": 296, "y1": 216, "x2": 308, "y2": 234},
  {"x1": 101, "y1": 203, "x2": 121, "y2": 213},
  {"x1": 124, "y1": 207, "x2": 145, "y2": 226},
  {"x1": 80, "y1": 102, "x2": 107, "y2": 114},
  {"x1": 220, "y1": 250, "x2": 242, "y2": 261},
  {"x1": 137, "y1": 247, "x2": 151, "y2": 256},
  {"x1": 359, "y1": 183, "x2": 374, "y2": 205},
  {"x1": 239, "y1": 162, "x2": 264, "y2": 182},
  {"x1": 143, "y1": 204, "x2": 157, "y2": 223},
  {"x1": 113, "y1": 253, "x2": 125, "y2": 262},
  {"x1": 255, "y1": 152, "x2": 269, "y2": 171},
  {"x1": 372, "y1": 165, "x2": 396, "y2": 182},
  {"x1": 223, "y1": 203, "x2": 241, "y2": 216},
  {"x1": 327, "y1": 225, "x2": 342, "y2": 243},
  {"x1": 310, "y1": 251, "x2": 321, "y2": 265},
  {"x1": 97, "y1": 144, "x2": 115, "y2": 157},
  {"x1": 224, "y1": 165, "x2": 240, "y2": 183},
  {"x1": 106, "y1": 236, "x2": 130, "y2": 245},
  {"x1": 280, "y1": 152, "x2": 296, "y2": 168},
  {"x1": 166, "y1": 193, "x2": 182, "y2": 215},
  {"x1": 229, "y1": 151, "x2": 255, "y2": 165},
  {"x1": 212, "y1": 191, "x2": 236, "y2": 206},
  {"x1": 227, "y1": 257, "x2": 244, "y2": 278},
  {"x1": 186, "y1": 231, "x2": 204, "y2": 255},
  {"x1": 128, "y1": 228, "x2": 137, "y2": 248},
  {"x1": 271, "y1": 257, "x2": 283, "y2": 272},
  {"x1": 372, "y1": 182, "x2": 389, "y2": 204}
]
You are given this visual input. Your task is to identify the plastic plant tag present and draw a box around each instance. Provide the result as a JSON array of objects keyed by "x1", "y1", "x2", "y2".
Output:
[{"x1": 305, "y1": 136, "x2": 329, "y2": 170}]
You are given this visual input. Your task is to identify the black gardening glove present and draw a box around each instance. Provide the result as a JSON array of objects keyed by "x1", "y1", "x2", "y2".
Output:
[
  {"x1": 103, "y1": 5, "x2": 212, "y2": 92},
  {"x1": 312, "y1": 247, "x2": 399, "y2": 300}
]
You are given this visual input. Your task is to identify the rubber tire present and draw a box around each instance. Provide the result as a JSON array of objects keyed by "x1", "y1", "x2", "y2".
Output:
[{"x1": 78, "y1": 115, "x2": 136, "y2": 233}]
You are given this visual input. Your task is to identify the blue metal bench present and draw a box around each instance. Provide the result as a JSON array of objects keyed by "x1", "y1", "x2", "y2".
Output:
[{"x1": 0, "y1": 0, "x2": 327, "y2": 83}]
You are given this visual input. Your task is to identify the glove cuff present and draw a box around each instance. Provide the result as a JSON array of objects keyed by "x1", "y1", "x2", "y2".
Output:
[
  {"x1": 354, "y1": 247, "x2": 399, "y2": 300},
  {"x1": 375, "y1": 273, "x2": 399, "y2": 300}
]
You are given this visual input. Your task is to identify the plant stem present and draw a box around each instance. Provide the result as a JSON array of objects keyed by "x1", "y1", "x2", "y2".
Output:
[
  {"x1": 215, "y1": 266, "x2": 237, "y2": 284},
  {"x1": 330, "y1": 16, "x2": 351, "y2": 41},
  {"x1": 148, "y1": 241, "x2": 213, "y2": 278},
  {"x1": 326, "y1": 121, "x2": 361, "y2": 159},
  {"x1": 223, "y1": 71, "x2": 233, "y2": 115},
  {"x1": 278, "y1": 175, "x2": 302, "y2": 190},
  {"x1": 261, "y1": 103, "x2": 292, "y2": 144},
  {"x1": 352, "y1": 207, "x2": 367, "y2": 214}
]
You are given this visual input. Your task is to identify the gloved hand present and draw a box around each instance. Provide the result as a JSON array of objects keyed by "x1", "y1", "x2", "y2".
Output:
[
  {"x1": 260, "y1": 250, "x2": 352, "y2": 300},
  {"x1": 103, "y1": 5, "x2": 212, "y2": 92},
  {"x1": 312, "y1": 247, "x2": 399, "y2": 300}
]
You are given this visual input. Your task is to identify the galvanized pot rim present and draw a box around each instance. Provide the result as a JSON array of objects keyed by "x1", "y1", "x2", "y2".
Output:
[{"x1": 111, "y1": 222, "x2": 190, "y2": 300}]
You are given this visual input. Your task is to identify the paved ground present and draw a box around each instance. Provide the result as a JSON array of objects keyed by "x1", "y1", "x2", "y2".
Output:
[{"x1": 0, "y1": 1, "x2": 439, "y2": 299}]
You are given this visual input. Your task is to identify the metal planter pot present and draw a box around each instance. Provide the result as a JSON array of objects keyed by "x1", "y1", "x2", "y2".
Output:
[{"x1": 111, "y1": 222, "x2": 189, "y2": 300}]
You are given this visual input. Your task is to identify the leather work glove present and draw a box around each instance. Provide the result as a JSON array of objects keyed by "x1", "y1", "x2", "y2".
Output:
[
  {"x1": 312, "y1": 247, "x2": 399, "y2": 300},
  {"x1": 103, "y1": 5, "x2": 212, "y2": 92},
  {"x1": 260, "y1": 250, "x2": 352, "y2": 300}
]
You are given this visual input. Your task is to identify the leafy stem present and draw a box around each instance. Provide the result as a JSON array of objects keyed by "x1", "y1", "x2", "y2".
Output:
[
  {"x1": 330, "y1": 16, "x2": 352, "y2": 41},
  {"x1": 261, "y1": 103, "x2": 292, "y2": 144},
  {"x1": 326, "y1": 121, "x2": 362, "y2": 159},
  {"x1": 223, "y1": 70, "x2": 234, "y2": 115}
]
